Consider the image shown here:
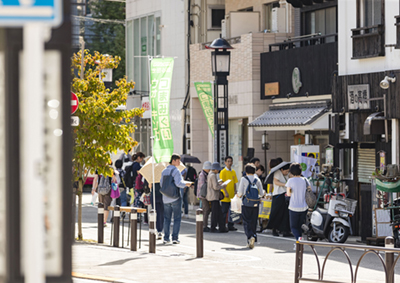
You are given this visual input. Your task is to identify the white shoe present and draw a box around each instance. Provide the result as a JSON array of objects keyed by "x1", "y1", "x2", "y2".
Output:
[
  {"x1": 184, "y1": 214, "x2": 189, "y2": 219},
  {"x1": 248, "y1": 237, "x2": 255, "y2": 249},
  {"x1": 157, "y1": 232, "x2": 162, "y2": 240}
]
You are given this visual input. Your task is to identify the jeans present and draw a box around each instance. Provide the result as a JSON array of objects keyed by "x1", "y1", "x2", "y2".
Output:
[
  {"x1": 151, "y1": 194, "x2": 164, "y2": 233},
  {"x1": 221, "y1": 202, "x2": 234, "y2": 229},
  {"x1": 120, "y1": 189, "x2": 127, "y2": 207},
  {"x1": 180, "y1": 187, "x2": 189, "y2": 215},
  {"x1": 163, "y1": 198, "x2": 182, "y2": 241},
  {"x1": 289, "y1": 210, "x2": 307, "y2": 240},
  {"x1": 242, "y1": 205, "x2": 259, "y2": 240}
]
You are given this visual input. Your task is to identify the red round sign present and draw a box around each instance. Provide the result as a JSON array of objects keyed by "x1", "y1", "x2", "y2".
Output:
[{"x1": 71, "y1": 92, "x2": 79, "y2": 114}]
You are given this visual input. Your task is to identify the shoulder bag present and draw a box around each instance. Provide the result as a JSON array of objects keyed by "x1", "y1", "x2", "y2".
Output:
[
  {"x1": 160, "y1": 167, "x2": 181, "y2": 199},
  {"x1": 304, "y1": 178, "x2": 317, "y2": 209}
]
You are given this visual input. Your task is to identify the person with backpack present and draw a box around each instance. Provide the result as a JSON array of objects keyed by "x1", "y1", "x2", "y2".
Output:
[
  {"x1": 94, "y1": 170, "x2": 116, "y2": 227},
  {"x1": 197, "y1": 161, "x2": 212, "y2": 232},
  {"x1": 124, "y1": 152, "x2": 145, "y2": 205},
  {"x1": 237, "y1": 163, "x2": 264, "y2": 249}
]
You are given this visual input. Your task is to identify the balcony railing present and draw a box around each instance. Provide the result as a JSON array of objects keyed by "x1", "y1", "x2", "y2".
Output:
[
  {"x1": 200, "y1": 36, "x2": 241, "y2": 50},
  {"x1": 395, "y1": 15, "x2": 400, "y2": 49},
  {"x1": 351, "y1": 24, "x2": 385, "y2": 59},
  {"x1": 268, "y1": 33, "x2": 338, "y2": 52}
]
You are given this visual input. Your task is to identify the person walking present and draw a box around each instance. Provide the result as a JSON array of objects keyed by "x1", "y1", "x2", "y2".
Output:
[
  {"x1": 220, "y1": 156, "x2": 239, "y2": 231},
  {"x1": 286, "y1": 163, "x2": 310, "y2": 244},
  {"x1": 237, "y1": 163, "x2": 264, "y2": 249},
  {"x1": 160, "y1": 154, "x2": 188, "y2": 244},
  {"x1": 150, "y1": 182, "x2": 164, "y2": 240},
  {"x1": 207, "y1": 162, "x2": 229, "y2": 233},
  {"x1": 197, "y1": 161, "x2": 212, "y2": 232},
  {"x1": 124, "y1": 152, "x2": 145, "y2": 205},
  {"x1": 266, "y1": 162, "x2": 292, "y2": 237},
  {"x1": 114, "y1": 159, "x2": 127, "y2": 207}
]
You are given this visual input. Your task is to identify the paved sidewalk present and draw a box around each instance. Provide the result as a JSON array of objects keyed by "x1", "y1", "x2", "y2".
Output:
[{"x1": 73, "y1": 193, "x2": 397, "y2": 283}]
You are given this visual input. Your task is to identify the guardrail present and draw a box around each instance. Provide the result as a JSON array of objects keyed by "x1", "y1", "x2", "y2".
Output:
[{"x1": 295, "y1": 237, "x2": 398, "y2": 283}]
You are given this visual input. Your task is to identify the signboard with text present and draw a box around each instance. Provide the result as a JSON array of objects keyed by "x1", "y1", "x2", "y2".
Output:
[
  {"x1": 150, "y1": 58, "x2": 174, "y2": 163},
  {"x1": 194, "y1": 82, "x2": 214, "y2": 138},
  {"x1": 0, "y1": 0, "x2": 62, "y2": 26},
  {"x1": 347, "y1": 84, "x2": 370, "y2": 110}
]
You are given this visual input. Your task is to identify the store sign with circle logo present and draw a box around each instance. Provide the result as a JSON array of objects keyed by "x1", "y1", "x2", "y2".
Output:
[{"x1": 292, "y1": 67, "x2": 302, "y2": 94}]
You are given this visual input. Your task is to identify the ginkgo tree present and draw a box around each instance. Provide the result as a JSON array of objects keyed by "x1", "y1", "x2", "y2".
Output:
[{"x1": 71, "y1": 50, "x2": 144, "y2": 240}]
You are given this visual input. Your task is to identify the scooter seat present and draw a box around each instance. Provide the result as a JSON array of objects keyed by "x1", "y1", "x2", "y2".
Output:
[{"x1": 317, "y1": 208, "x2": 329, "y2": 215}]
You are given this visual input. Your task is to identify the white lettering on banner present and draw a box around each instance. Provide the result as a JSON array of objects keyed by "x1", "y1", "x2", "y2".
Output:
[
  {"x1": 98, "y1": 208, "x2": 104, "y2": 214},
  {"x1": 130, "y1": 213, "x2": 137, "y2": 220}
]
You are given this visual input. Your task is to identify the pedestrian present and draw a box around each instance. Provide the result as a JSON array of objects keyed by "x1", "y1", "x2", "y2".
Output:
[
  {"x1": 118, "y1": 148, "x2": 133, "y2": 169},
  {"x1": 243, "y1": 157, "x2": 260, "y2": 176},
  {"x1": 197, "y1": 161, "x2": 212, "y2": 232},
  {"x1": 256, "y1": 164, "x2": 265, "y2": 178},
  {"x1": 94, "y1": 168, "x2": 116, "y2": 226},
  {"x1": 220, "y1": 156, "x2": 239, "y2": 231},
  {"x1": 114, "y1": 159, "x2": 127, "y2": 207},
  {"x1": 160, "y1": 154, "x2": 189, "y2": 244},
  {"x1": 150, "y1": 182, "x2": 164, "y2": 240},
  {"x1": 237, "y1": 163, "x2": 264, "y2": 249},
  {"x1": 206, "y1": 162, "x2": 229, "y2": 233},
  {"x1": 266, "y1": 161, "x2": 292, "y2": 237},
  {"x1": 124, "y1": 152, "x2": 145, "y2": 205},
  {"x1": 286, "y1": 163, "x2": 310, "y2": 244},
  {"x1": 180, "y1": 164, "x2": 197, "y2": 219}
]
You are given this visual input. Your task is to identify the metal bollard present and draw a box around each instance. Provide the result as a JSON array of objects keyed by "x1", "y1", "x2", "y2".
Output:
[
  {"x1": 130, "y1": 208, "x2": 137, "y2": 251},
  {"x1": 149, "y1": 209, "x2": 156, "y2": 253},
  {"x1": 196, "y1": 208, "x2": 203, "y2": 258},
  {"x1": 98, "y1": 203, "x2": 104, "y2": 243},
  {"x1": 113, "y1": 206, "x2": 120, "y2": 247},
  {"x1": 294, "y1": 240, "x2": 304, "y2": 283},
  {"x1": 385, "y1": 236, "x2": 395, "y2": 283}
]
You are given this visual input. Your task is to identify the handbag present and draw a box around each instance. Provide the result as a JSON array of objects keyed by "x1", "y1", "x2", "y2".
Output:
[
  {"x1": 304, "y1": 178, "x2": 317, "y2": 209},
  {"x1": 199, "y1": 182, "x2": 207, "y2": 198},
  {"x1": 140, "y1": 193, "x2": 151, "y2": 206},
  {"x1": 110, "y1": 182, "x2": 120, "y2": 199},
  {"x1": 219, "y1": 191, "x2": 225, "y2": 200},
  {"x1": 160, "y1": 167, "x2": 181, "y2": 199}
]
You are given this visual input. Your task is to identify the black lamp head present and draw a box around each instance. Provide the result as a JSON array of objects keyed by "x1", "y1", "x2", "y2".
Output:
[{"x1": 206, "y1": 37, "x2": 233, "y2": 50}]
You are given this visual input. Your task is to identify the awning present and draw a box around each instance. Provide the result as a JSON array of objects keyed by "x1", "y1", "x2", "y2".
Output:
[{"x1": 249, "y1": 102, "x2": 330, "y2": 131}]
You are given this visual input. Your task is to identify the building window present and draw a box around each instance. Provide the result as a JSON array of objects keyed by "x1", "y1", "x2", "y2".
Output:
[
  {"x1": 126, "y1": 14, "x2": 161, "y2": 93},
  {"x1": 208, "y1": 6, "x2": 225, "y2": 29},
  {"x1": 263, "y1": 2, "x2": 280, "y2": 32},
  {"x1": 304, "y1": 6, "x2": 337, "y2": 37},
  {"x1": 351, "y1": 0, "x2": 385, "y2": 59}
]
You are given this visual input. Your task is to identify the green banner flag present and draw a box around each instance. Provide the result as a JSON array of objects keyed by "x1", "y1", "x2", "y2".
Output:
[
  {"x1": 194, "y1": 82, "x2": 214, "y2": 138},
  {"x1": 150, "y1": 58, "x2": 175, "y2": 163}
]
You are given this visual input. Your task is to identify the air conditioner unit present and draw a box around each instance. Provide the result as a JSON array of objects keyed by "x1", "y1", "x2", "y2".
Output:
[{"x1": 271, "y1": 7, "x2": 286, "y2": 33}]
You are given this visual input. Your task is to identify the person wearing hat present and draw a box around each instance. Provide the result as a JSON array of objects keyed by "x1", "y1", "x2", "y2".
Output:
[
  {"x1": 197, "y1": 161, "x2": 212, "y2": 232},
  {"x1": 207, "y1": 162, "x2": 229, "y2": 233}
]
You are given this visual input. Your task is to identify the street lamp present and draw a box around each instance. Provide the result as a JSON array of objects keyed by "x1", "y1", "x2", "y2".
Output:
[
  {"x1": 207, "y1": 37, "x2": 233, "y2": 165},
  {"x1": 262, "y1": 131, "x2": 270, "y2": 172}
]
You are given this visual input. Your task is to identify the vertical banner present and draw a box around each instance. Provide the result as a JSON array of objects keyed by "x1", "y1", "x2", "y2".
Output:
[
  {"x1": 194, "y1": 82, "x2": 214, "y2": 138},
  {"x1": 150, "y1": 58, "x2": 174, "y2": 163},
  {"x1": 294, "y1": 153, "x2": 317, "y2": 178}
]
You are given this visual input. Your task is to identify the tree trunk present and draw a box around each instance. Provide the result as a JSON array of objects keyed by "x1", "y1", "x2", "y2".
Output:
[{"x1": 77, "y1": 179, "x2": 83, "y2": 240}]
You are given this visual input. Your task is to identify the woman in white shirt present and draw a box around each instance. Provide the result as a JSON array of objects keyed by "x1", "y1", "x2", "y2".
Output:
[{"x1": 266, "y1": 162, "x2": 292, "y2": 237}]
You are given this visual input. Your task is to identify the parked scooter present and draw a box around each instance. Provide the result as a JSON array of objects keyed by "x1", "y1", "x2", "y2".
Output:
[{"x1": 303, "y1": 195, "x2": 357, "y2": 243}]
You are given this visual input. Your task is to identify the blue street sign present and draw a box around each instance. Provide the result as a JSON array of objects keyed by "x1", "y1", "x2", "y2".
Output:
[{"x1": 0, "y1": 0, "x2": 62, "y2": 26}]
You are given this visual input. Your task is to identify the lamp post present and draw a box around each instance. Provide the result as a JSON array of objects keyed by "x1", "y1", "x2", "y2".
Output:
[
  {"x1": 262, "y1": 131, "x2": 270, "y2": 172},
  {"x1": 207, "y1": 37, "x2": 233, "y2": 165}
]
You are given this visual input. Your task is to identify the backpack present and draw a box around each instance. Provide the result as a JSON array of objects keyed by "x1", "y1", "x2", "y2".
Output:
[
  {"x1": 98, "y1": 175, "x2": 111, "y2": 196},
  {"x1": 242, "y1": 176, "x2": 260, "y2": 207},
  {"x1": 185, "y1": 166, "x2": 197, "y2": 182},
  {"x1": 124, "y1": 161, "x2": 138, "y2": 188}
]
